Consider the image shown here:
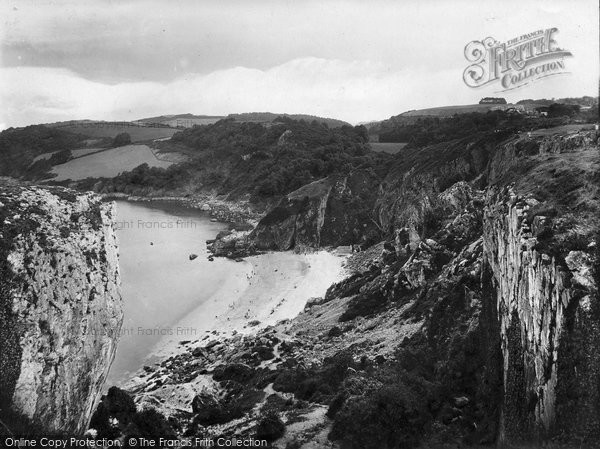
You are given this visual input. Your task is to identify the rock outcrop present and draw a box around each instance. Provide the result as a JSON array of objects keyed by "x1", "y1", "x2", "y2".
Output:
[
  {"x1": 0, "y1": 184, "x2": 123, "y2": 434},
  {"x1": 484, "y1": 187, "x2": 599, "y2": 444},
  {"x1": 208, "y1": 169, "x2": 382, "y2": 257},
  {"x1": 250, "y1": 169, "x2": 381, "y2": 251}
]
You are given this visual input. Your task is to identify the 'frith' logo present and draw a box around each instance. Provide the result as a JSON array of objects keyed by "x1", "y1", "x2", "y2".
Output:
[{"x1": 463, "y1": 28, "x2": 572, "y2": 91}]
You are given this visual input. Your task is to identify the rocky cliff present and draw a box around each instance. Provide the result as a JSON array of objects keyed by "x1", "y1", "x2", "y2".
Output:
[
  {"x1": 100, "y1": 129, "x2": 597, "y2": 448},
  {"x1": 252, "y1": 169, "x2": 381, "y2": 251},
  {"x1": 209, "y1": 169, "x2": 381, "y2": 256},
  {"x1": 484, "y1": 187, "x2": 599, "y2": 444},
  {"x1": 0, "y1": 183, "x2": 123, "y2": 435}
]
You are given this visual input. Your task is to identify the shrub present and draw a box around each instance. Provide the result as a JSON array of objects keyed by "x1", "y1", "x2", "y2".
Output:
[
  {"x1": 329, "y1": 383, "x2": 430, "y2": 449},
  {"x1": 328, "y1": 326, "x2": 343, "y2": 337},
  {"x1": 255, "y1": 411, "x2": 285, "y2": 442},
  {"x1": 89, "y1": 386, "x2": 138, "y2": 439},
  {"x1": 254, "y1": 345, "x2": 275, "y2": 360},
  {"x1": 112, "y1": 132, "x2": 131, "y2": 147},
  {"x1": 273, "y1": 351, "x2": 357, "y2": 403},
  {"x1": 213, "y1": 363, "x2": 255, "y2": 384},
  {"x1": 129, "y1": 408, "x2": 175, "y2": 438},
  {"x1": 48, "y1": 149, "x2": 72, "y2": 165}
]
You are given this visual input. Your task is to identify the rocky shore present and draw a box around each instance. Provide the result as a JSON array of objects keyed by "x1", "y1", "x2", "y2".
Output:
[{"x1": 100, "y1": 192, "x2": 263, "y2": 228}]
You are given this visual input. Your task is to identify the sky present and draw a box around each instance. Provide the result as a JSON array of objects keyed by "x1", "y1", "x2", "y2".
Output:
[{"x1": 0, "y1": 0, "x2": 598, "y2": 129}]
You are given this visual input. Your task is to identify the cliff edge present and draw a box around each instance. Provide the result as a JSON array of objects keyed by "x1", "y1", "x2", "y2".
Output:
[{"x1": 0, "y1": 182, "x2": 123, "y2": 434}]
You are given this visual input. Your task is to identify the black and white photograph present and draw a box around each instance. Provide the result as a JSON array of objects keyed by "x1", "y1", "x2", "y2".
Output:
[{"x1": 0, "y1": 1, "x2": 599, "y2": 447}]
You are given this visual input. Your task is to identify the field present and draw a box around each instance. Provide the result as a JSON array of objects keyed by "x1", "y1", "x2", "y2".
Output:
[
  {"x1": 136, "y1": 114, "x2": 224, "y2": 128},
  {"x1": 49, "y1": 122, "x2": 178, "y2": 141},
  {"x1": 153, "y1": 117, "x2": 222, "y2": 127},
  {"x1": 49, "y1": 144, "x2": 172, "y2": 181},
  {"x1": 401, "y1": 103, "x2": 504, "y2": 117},
  {"x1": 369, "y1": 142, "x2": 409, "y2": 154}
]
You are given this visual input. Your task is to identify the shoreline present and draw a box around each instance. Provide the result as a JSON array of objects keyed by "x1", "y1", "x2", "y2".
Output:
[
  {"x1": 123, "y1": 250, "x2": 348, "y2": 388},
  {"x1": 100, "y1": 192, "x2": 264, "y2": 227}
]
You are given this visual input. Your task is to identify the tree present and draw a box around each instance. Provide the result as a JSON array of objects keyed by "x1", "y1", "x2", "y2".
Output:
[{"x1": 112, "y1": 132, "x2": 131, "y2": 147}]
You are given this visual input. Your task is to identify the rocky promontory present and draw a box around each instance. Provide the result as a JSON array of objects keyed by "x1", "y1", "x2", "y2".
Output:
[{"x1": 208, "y1": 169, "x2": 381, "y2": 257}]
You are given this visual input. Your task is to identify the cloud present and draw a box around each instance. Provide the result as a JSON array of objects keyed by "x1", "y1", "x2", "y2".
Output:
[
  {"x1": 3, "y1": 0, "x2": 597, "y2": 85},
  {"x1": 0, "y1": 59, "x2": 458, "y2": 126},
  {"x1": 1, "y1": 0, "x2": 596, "y2": 128},
  {"x1": 0, "y1": 55, "x2": 596, "y2": 128}
]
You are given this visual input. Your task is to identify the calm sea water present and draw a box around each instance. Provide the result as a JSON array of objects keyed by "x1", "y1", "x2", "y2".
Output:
[{"x1": 106, "y1": 200, "x2": 237, "y2": 386}]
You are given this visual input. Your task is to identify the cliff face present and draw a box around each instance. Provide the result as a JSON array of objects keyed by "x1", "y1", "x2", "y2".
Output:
[
  {"x1": 250, "y1": 169, "x2": 380, "y2": 251},
  {"x1": 484, "y1": 187, "x2": 599, "y2": 444},
  {"x1": 375, "y1": 135, "x2": 497, "y2": 239},
  {"x1": 0, "y1": 184, "x2": 123, "y2": 434}
]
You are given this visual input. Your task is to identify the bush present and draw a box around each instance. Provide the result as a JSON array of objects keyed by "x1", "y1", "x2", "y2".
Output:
[
  {"x1": 273, "y1": 351, "x2": 357, "y2": 403},
  {"x1": 213, "y1": 363, "x2": 255, "y2": 384},
  {"x1": 329, "y1": 383, "x2": 430, "y2": 449},
  {"x1": 129, "y1": 408, "x2": 175, "y2": 438},
  {"x1": 328, "y1": 326, "x2": 343, "y2": 338},
  {"x1": 192, "y1": 389, "x2": 265, "y2": 426},
  {"x1": 48, "y1": 149, "x2": 72, "y2": 165},
  {"x1": 255, "y1": 411, "x2": 285, "y2": 441},
  {"x1": 89, "y1": 386, "x2": 138, "y2": 439}
]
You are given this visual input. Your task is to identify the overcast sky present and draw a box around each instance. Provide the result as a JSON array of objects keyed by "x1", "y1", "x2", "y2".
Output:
[{"x1": 0, "y1": 0, "x2": 597, "y2": 128}]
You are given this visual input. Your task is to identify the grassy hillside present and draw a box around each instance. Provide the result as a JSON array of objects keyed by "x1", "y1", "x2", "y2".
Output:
[
  {"x1": 401, "y1": 103, "x2": 501, "y2": 117},
  {"x1": 49, "y1": 145, "x2": 172, "y2": 181}
]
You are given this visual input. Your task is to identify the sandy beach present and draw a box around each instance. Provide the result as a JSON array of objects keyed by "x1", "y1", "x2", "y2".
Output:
[{"x1": 147, "y1": 250, "x2": 348, "y2": 361}]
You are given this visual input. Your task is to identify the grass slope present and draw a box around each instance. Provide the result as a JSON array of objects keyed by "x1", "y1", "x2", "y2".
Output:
[{"x1": 49, "y1": 145, "x2": 172, "y2": 181}]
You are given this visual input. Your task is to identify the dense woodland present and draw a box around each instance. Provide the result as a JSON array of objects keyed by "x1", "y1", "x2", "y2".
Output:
[{"x1": 83, "y1": 117, "x2": 392, "y2": 203}]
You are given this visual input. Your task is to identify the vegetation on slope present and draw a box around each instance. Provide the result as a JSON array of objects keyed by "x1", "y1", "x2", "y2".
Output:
[
  {"x1": 226, "y1": 112, "x2": 351, "y2": 128},
  {"x1": 0, "y1": 125, "x2": 87, "y2": 179},
  {"x1": 373, "y1": 100, "x2": 597, "y2": 146},
  {"x1": 85, "y1": 117, "x2": 391, "y2": 203}
]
